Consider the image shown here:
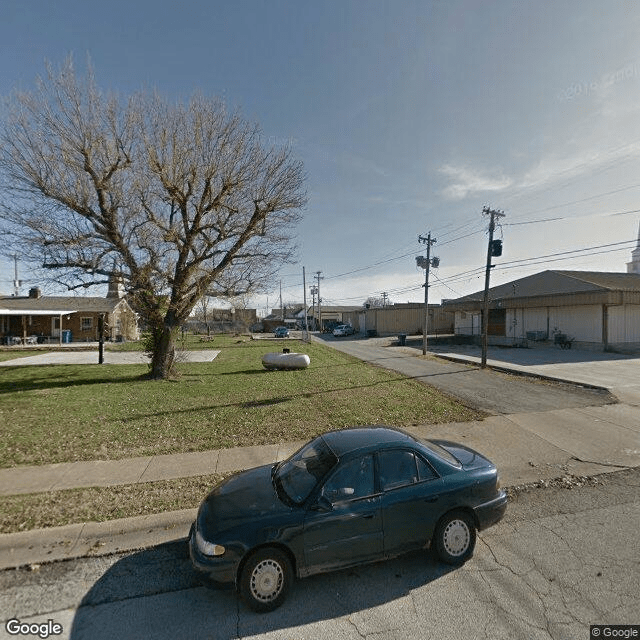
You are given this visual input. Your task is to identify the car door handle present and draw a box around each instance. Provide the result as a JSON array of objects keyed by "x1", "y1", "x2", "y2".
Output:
[
  {"x1": 362, "y1": 513, "x2": 375, "y2": 519},
  {"x1": 424, "y1": 496, "x2": 439, "y2": 503}
]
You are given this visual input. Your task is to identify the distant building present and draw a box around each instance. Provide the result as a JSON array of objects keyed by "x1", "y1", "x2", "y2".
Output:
[
  {"x1": 628, "y1": 221, "x2": 640, "y2": 274},
  {"x1": 307, "y1": 305, "x2": 362, "y2": 331},
  {"x1": 341, "y1": 303, "x2": 454, "y2": 337}
]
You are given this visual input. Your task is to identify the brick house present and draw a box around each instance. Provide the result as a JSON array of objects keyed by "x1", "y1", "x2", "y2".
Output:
[{"x1": 0, "y1": 285, "x2": 139, "y2": 345}]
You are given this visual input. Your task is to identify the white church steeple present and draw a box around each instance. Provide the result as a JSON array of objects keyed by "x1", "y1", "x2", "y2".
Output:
[{"x1": 628, "y1": 221, "x2": 640, "y2": 274}]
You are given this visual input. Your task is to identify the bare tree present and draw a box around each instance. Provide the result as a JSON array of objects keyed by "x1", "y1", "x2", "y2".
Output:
[
  {"x1": 193, "y1": 295, "x2": 214, "y2": 337},
  {"x1": 0, "y1": 59, "x2": 306, "y2": 378},
  {"x1": 363, "y1": 296, "x2": 388, "y2": 308}
]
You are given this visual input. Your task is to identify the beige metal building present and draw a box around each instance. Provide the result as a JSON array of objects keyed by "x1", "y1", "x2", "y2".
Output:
[
  {"x1": 341, "y1": 303, "x2": 454, "y2": 337},
  {"x1": 442, "y1": 270, "x2": 640, "y2": 352}
]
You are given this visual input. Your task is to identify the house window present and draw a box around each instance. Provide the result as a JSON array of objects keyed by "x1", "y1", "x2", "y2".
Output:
[{"x1": 81, "y1": 317, "x2": 93, "y2": 331}]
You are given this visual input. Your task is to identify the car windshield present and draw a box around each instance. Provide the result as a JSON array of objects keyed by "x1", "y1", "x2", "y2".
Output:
[
  {"x1": 417, "y1": 437, "x2": 462, "y2": 467},
  {"x1": 275, "y1": 438, "x2": 338, "y2": 504}
]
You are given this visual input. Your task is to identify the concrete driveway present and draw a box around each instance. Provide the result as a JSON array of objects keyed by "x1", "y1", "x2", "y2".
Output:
[
  {"x1": 432, "y1": 342, "x2": 640, "y2": 405},
  {"x1": 315, "y1": 335, "x2": 619, "y2": 414}
]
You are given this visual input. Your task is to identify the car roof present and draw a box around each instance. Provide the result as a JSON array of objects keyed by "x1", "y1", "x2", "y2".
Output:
[{"x1": 321, "y1": 426, "x2": 414, "y2": 457}]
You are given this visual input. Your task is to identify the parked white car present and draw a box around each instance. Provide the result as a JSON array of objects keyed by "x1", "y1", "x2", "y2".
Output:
[{"x1": 333, "y1": 324, "x2": 354, "y2": 337}]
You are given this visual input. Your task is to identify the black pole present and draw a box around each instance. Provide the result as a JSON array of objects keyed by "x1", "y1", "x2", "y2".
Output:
[
  {"x1": 98, "y1": 314, "x2": 105, "y2": 364},
  {"x1": 481, "y1": 207, "x2": 505, "y2": 368}
]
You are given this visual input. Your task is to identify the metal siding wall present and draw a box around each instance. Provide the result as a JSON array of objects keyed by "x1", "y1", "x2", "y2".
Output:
[
  {"x1": 549, "y1": 305, "x2": 601, "y2": 341},
  {"x1": 506, "y1": 309, "x2": 523, "y2": 339},
  {"x1": 522, "y1": 308, "x2": 548, "y2": 335},
  {"x1": 608, "y1": 305, "x2": 640, "y2": 343},
  {"x1": 455, "y1": 311, "x2": 477, "y2": 335},
  {"x1": 366, "y1": 307, "x2": 453, "y2": 335}
]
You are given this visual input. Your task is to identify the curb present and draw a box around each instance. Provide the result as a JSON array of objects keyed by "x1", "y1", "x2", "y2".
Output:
[
  {"x1": 0, "y1": 509, "x2": 196, "y2": 571},
  {"x1": 433, "y1": 353, "x2": 613, "y2": 393}
]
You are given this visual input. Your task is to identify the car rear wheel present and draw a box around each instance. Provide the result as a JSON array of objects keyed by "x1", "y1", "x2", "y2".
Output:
[
  {"x1": 434, "y1": 510, "x2": 476, "y2": 565},
  {"x1": 239, "y1": 547, "x2": 292, "y2": 612}
]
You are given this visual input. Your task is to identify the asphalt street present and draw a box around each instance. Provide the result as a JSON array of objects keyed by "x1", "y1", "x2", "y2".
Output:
[{"x1": 1, "y1": 467, "x2": 637, "y2": 640}]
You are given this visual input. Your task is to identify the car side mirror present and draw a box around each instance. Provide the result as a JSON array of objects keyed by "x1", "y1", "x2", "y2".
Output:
[{"x1": 312, "y1": 495, "x2": 333, "y2": 512}]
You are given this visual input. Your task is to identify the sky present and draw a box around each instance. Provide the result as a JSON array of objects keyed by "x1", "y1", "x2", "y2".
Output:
[{"x1": 1, "y1": 0, "x2": 640, "y2": 314}]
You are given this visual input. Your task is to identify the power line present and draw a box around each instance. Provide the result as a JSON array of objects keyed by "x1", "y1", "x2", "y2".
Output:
[
  {"x1": 305, "y1": 197, "x2": 640, "y2": 286},
  {"x1": 443, "y1": 237, "x2": 639, "y2": 285}
]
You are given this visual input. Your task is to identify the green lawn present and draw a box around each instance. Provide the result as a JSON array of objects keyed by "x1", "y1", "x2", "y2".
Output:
[{"x1": 0, "y1": 335, "x2": 483, "y2": 468}]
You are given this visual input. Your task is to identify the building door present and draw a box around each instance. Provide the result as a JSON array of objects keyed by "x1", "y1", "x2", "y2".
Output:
[
  {"x1": 51, "y1": 317, "x2": 60, "y2": 338},
  {"x1": 488, "y1": 309, "x2": 506, "y2": 335}
]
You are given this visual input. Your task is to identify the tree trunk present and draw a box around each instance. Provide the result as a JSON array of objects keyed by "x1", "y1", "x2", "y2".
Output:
[{"x1": 149, "y1": 324, "x2": 177, "y2": 379}]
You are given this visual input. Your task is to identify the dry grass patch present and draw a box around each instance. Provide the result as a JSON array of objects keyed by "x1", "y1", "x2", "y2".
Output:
[{"x1": 0, "y1": 474, "x2": 228, "y2": 533}]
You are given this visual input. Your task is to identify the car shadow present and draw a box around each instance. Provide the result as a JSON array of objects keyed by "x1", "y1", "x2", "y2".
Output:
[{"x1": 68, "y1": 540, "x2": 454, "y2": 639}]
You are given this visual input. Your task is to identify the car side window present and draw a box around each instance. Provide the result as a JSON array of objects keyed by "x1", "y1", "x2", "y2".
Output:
[
  {"x1": 416, "y1": 455, "x2": 438, "y2": 482},
  {"x1": 378, "y1": 450, "x2": 419, "y2": 491},
  {"x1": 321, "y1": 455, "x2": 374, "y2": 503}
]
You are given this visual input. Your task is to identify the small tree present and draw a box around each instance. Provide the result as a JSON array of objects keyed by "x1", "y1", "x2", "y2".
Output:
[
  {"x1": 0, "y1": 59, "x2": 306, "y2": 378},
  {"x1": 194, "y1": 295, "x2": 213, "y2": 336}
]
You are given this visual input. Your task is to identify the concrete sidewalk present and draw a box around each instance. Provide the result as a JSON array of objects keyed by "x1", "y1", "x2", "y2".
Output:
[
  {"x1": 1, "y1": 340, "x2": 639, "y2": 571},
  {"x1": 0, "y1": 349, "x2": 220, "y2": 366}
]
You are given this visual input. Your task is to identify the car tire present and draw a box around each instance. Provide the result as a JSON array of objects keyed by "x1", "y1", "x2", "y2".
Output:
[
  {"x1": 434, "y1": 510, "x2": 476, "y2": 565},
  {"x1": 239, "y1": 547, "x2": 293, "y2": 612}
]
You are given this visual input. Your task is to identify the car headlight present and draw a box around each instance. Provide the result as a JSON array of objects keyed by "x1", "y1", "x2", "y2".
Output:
[{"x1": 195, "y1": 529, "x2": 226, "y2": 557}]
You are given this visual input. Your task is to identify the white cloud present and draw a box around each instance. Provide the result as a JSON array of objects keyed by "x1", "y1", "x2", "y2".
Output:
[
  {"x1": 439, "y1": 164, "x2": 514, "y2": 200},
  {"x1": 441, "y1": 137, "x2": 640, "y2": 205}
]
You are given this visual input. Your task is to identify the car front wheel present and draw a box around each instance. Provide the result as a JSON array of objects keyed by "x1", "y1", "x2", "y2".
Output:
[
  {"x1": 434, "y1": 510, "x2": 476, "y2": 565},
  {"x1": 239, "y1": 547, "x2": 293, "y2": 612}
]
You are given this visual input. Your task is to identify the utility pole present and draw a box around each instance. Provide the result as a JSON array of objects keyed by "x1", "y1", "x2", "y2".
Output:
[
  {"x1": 315, "y1": 271, "x2": 323, "y2": 332},
  {"x1": 310, "y1": 286, "x2": 317, "y2": 330},
  {"x1": 279, "y1": 281, "x2": 283, "y2": 321},
  {"x1": 303, "y1": 267, "x2": 309, "y2": 341},
  {"x1": 417, "y1": 233, "x2": 439, "y2": 355},
  {"x1": 381, "y1": 292, "x2": 389, "y2": 307},
  {"x1": 13, "y1": 254, "x2": 22, "y2": 297},
  {"x1": 481, "y1": 206, "x2": 505, "y2": 368}
]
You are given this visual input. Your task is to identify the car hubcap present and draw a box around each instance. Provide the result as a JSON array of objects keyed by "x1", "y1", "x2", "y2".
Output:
[
  {"x1": 443, "y1": 519, "x2": 470, "y2": 556},
  {"x1": 250, "y1": 559, "x2": 284, "y2": 602}
]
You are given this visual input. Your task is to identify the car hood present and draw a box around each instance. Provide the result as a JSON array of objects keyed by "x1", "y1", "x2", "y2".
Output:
[
  {"x1": 433, "y1": 440, "x2": 494, "y2": 470},
  {"x1": 199, "y1": 464, "x2": 290, "y2": 533}
]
